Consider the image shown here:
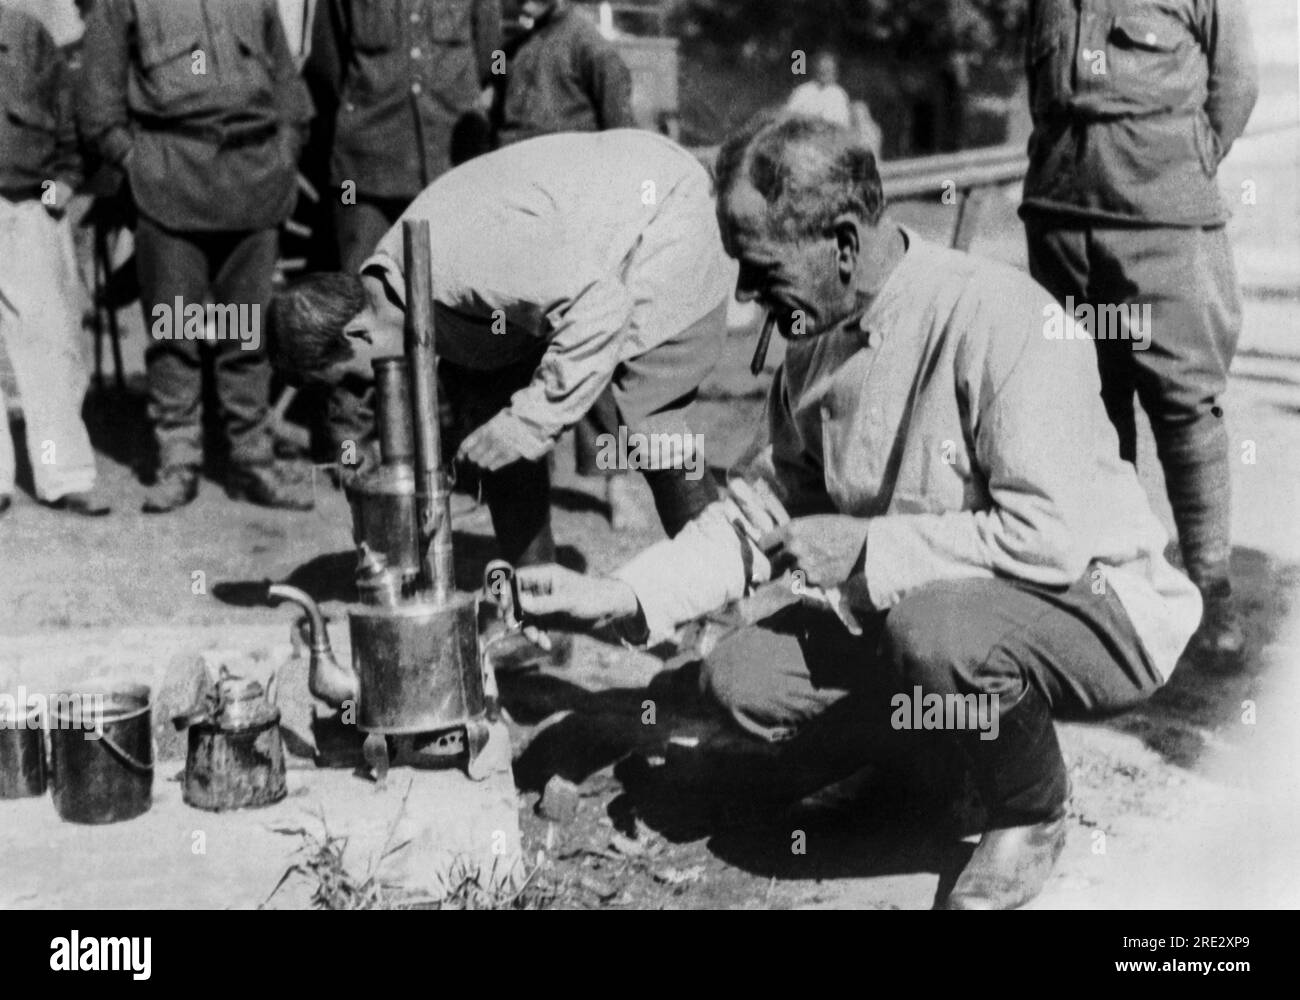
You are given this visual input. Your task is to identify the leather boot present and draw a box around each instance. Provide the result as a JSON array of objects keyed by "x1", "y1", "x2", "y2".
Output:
[
  {"x1": 942, "y1": 811, "x2": 1068, "y2": 910},
  {"x1": 1187, "y1": 580, "x2": 1245, "y2": 673},
  {"x1": 227, "y1": 462, "x2": 314, "y2": 511},
  {"x1": 939, "y1": 683, "x2": 1070, "y2": 910},
  {"x1": 142, "y1": 466, "x2": 199, "y2": 514}
]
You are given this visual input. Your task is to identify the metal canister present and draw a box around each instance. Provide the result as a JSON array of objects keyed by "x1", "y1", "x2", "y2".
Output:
[
  {"x1": 177, "y1": 674, "x2": 286, "y2": 812},
  {"x1": 0, "y1": 699, "x2": 45, "y2": 799}
]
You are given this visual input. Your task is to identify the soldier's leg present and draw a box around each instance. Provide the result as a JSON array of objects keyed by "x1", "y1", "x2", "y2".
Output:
[
  {"x1": 211, "y1": 228, "x2": 312, "y2": 510},
  {"x1": 1025, "y1": 217, "x2": 1141, "y2": 461},
  {"x1": 0, "y1": 199, "x2": 99, "y2": 504},
  {"x1": 1094, "y1": 225, "x2": 1242, "y2": 661},
  {"x1": 135, "y1": 215, "x2": 208, "y2": 484}
]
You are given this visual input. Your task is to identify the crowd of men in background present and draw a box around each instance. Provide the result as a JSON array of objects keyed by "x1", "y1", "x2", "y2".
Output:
[
  {"x1": 0, "y1": 0, "x2": 640, "y2": 517},
  {"x1": 1, "y1": 0, "x2": 1258, "y2": 672}
]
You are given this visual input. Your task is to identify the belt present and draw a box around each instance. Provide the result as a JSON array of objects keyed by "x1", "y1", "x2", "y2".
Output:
[{"x1": 135, "y1": 115, "x2": 279, "y2": 150}]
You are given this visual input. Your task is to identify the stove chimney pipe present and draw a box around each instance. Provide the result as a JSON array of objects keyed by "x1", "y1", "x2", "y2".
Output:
[{"x1": 402, "y1": 220, "x2": 454, "y2": 602}]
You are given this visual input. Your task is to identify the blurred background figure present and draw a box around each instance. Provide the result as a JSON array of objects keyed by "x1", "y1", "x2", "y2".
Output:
[
  {"x1": 786, "y1": 49, "x2": 850, "y2": 127},
  {"x1": 494, "y1": 0, "x2": 641, "y2": 528},
  {"x1": 308, "y1": 0, "x2": 502, "y2": 476},
  {"x1": 0, "y1": 0, "x2": 109, "y2": 518},
  {"x1": 495, "y1": 0, "x2": 634, "y2": 144},
  {"x1": 79, "y1": 0, "x2": 314, "y2": 513}
]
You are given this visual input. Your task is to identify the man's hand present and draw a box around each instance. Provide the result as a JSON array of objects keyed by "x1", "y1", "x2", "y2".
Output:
[
  {"x1": 457, "y1": 411, "x2": 541, "y2": 471},
  {"x1": 514, "y1": 564, "x2": 640, "y2": 624},
  {"x1": 759, "y1": 514, "x2": 869, "y2": 591}
]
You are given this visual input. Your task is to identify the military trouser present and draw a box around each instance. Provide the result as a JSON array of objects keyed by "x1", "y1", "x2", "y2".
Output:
[
  {"x1": 1024, "y1": 218, "x2": 1242, "y2": 599},
  {"x1": 135, "y1": 215, "x2": 277, "y2": 473},
  {"x1": 700, "y1": 569, "x2": 1161, "y2": 824}
]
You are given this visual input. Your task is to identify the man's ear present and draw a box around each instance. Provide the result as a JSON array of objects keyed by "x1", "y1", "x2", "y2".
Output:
[{"x1": 833, "y1": 215, "x2": 861, "y2": 281}]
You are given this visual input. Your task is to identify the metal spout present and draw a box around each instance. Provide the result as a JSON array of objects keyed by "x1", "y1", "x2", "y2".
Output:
[{"x1": 267, "y1": 584, "x2": 358, "y2": 708}]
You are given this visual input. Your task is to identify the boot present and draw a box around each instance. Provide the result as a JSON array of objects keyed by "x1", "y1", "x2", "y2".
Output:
[
  {"x1": 227, "y1": 462, "x2": 314, "y2": 511},
  {"x1": 1157, "y1": 418, "x2": 1241, "y2": 669},
  {"x1": 939, "y1": 683, "x2": 1070, "y2": 910},
  {"x1": 1187, "y1": 580, "x2": 1245, "y2": 673},
  {"x1": 142, "y1": 466, "x2": 199, "y2": 514},
  {"x1": 942, "y1": 812, "x2": 1068, "y2": 910},
  {"x1": 47, "y1": 489, "x2": 111, "y2": 517}
]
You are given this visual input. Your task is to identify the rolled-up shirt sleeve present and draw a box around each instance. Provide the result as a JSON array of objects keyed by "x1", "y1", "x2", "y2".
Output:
[
  {"x1": 613, "y1": 502, "x2": 751, "y2": 643},
  {"x1": 505, "y1": 271, "x2": 636, "y2": 451},
  {"x1": 862, "y1": 295, "x2": 1095, "y2": 610}
]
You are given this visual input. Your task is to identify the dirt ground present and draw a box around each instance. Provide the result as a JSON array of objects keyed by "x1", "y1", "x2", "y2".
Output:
[{"x1": 3, "y1": 3, "x2": 1298, "y2": 911}]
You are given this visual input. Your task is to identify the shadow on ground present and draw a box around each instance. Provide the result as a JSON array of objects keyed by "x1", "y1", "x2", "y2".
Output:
[{"x1": 499, "y1": 542, "x2": 1295, "y2": 890}]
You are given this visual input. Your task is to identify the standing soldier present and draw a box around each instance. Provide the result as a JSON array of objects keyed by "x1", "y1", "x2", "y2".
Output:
[
  {"x1": 1021, "y1": 0, "x2": 1259, "y2": 669},
  {"x1": 0, "y1": 1, "x2": 109, "y2": 518},
  {"x1": 310, "y1": 0, "x2": 502, "y2": 468},
  {"x1": 80, "y1": 0, "x2": 315, "y2": 512}
]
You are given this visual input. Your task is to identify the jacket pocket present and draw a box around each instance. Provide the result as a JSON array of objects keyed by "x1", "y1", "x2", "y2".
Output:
[
  {"x1": 1, "y1": 99, "x2": 58, "y2": 180},
  {"x1": 1106, "y1": 9, "x2": 1192, "y2": 106},
  {"x1": 138, "y1": 31, "x2": 205, "y2": 104},
  {"x1": 348, "y1": 0, "x2": 400, "y2": 52}
]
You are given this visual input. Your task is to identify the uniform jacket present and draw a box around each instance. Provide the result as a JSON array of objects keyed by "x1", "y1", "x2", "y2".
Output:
[
  {"x1": 362, "y1": 130, "x2": 735, "y2": 459},
  {"x1": 496, "y1": 3, "x2": 634, "y2": 147},
  {"x1": 0, "y1": 2, "x2": 81, "y2": 201},
  {"x1": 79, "y1": 0, "x2": 311, "y2": 232},
  {"x1": 314, "y1": 0, "x2": 501, "y2": 198},
  {"x1": 1022, "y1": 0, "x2": 1259, "y2": 226},
  {"x1": 615, "y1": 229, "x2": 1202, "y2": 682}
]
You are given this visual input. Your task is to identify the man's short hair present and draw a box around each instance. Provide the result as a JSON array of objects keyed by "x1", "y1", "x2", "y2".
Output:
[
  {"x1": 268, "y1": 271, "x2": 366, "y2": 381},
  {"x1": 715, "y1": 112, "x2": 884, "y2": 243}
]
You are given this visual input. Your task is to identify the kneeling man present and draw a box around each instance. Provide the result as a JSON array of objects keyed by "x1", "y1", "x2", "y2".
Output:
[{"x1": 513, "y1": 115, "x2": 1202, "y2": 909}]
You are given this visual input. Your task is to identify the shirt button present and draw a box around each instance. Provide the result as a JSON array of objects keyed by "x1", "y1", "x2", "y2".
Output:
[
  {"x1": 411, "y1": 81, "x2": 422, "y2": 94},
  {"x1": 410, "y1": 12, "x2": 420, "y2": 23},
  {"x1": 411, "y1": 46, "x2": 422, "y2": 59},
  {"x1": 1145, "y1": 31, "x2": 1157, "y2": 44}
]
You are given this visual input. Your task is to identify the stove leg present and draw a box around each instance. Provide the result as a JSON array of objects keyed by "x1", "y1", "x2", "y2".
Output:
[
  {"x1": 464, "y1": 718, "x2": 491, "y2": 781},
  {"x1": 363, "y1": 732, "x2": 391, "y2": 788},
  {"x1": 464, "y1": 717, "x2": 510, "y2": 781}
]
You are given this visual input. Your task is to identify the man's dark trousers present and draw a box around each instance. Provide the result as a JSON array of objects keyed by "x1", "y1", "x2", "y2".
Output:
[
  {"x1": 135, "y1": 215, "x2": 278, "y2": 473},
  {"x1": 701, "y1": 568, "x2": 1163, "y2": 823},
  {"x1": 1024, "y1": 220, "x2": 1242, "y2": 602}
]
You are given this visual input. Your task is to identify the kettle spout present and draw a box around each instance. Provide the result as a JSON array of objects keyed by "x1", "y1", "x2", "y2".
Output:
[{"x1": 267, "y1": 584, "x2": 359, "y2": 708}]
